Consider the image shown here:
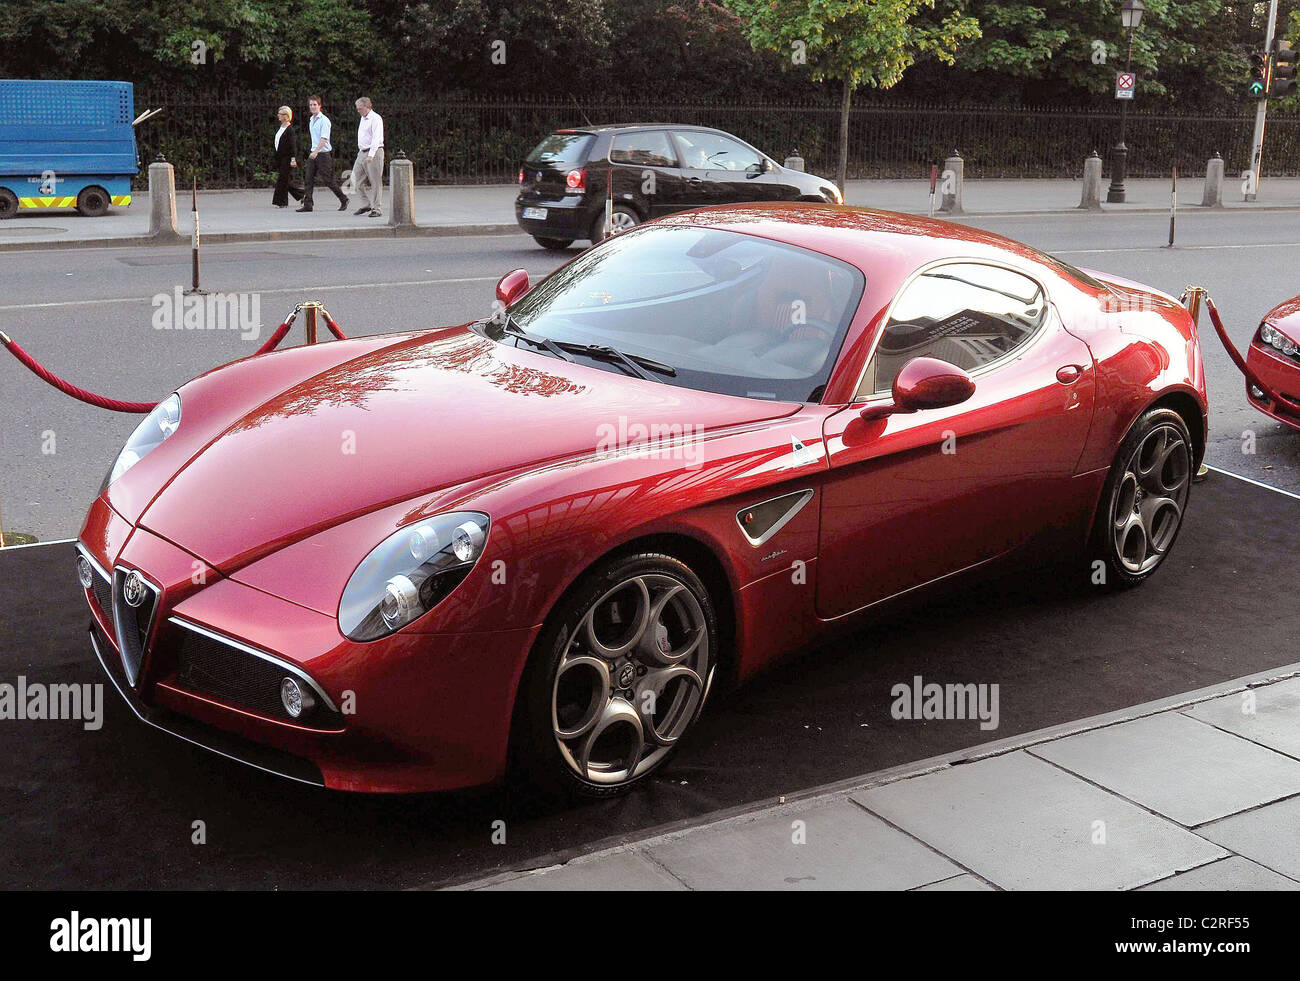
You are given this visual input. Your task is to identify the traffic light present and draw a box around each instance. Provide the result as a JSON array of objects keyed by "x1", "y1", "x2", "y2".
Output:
[
  {"x1": 1248, "y1": 51, "x2": 1269, "y2": 98},
  {"x1": 1271, "y1": 40, "x2": 1298, "y2": 98}
]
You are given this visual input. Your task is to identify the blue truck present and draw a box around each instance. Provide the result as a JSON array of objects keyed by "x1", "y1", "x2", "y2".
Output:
[{"x1": 0, "y1": 79, "x2": 140, "y2": 218}]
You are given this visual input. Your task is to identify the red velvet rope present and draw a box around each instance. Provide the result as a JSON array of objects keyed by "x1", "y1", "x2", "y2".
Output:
[
  {"x1": 0, "y1": 305, "x2": 341, "y2": 415},
  {"x1": 0, "y1": 333, "x2": 158, "y2": 413}
]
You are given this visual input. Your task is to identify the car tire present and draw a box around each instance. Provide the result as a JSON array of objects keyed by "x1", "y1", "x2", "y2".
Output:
[
  {"x1": 1087, "y1": 407, "x2": 1194, "y2": 589},
  {"x1": 532, "y1": 235, "x2": 574, "y2": 251},
  {"x1": 589, "y1": 205, "x2": 639, "y2": 244},
  {"x1": 76, "y1": 186, "x2": 111, "y2": 218},
  {"x1": 0, "y1": 188, "x2": 17, "y2": 219},
  {"x1": 512, "y1": 552, "x2": 718, "y2": 799}
]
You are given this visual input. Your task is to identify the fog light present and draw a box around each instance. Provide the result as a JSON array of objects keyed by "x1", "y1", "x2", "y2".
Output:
[
  {"x1": 280, "y1": 677, "x2": 316, "y2": 718},
  {"x1": 76, "y1": 555, "x2": 94, "y2": 589},
  {"x1": 1250, "y1": 384, "x2": 1266, "y2": 400}
]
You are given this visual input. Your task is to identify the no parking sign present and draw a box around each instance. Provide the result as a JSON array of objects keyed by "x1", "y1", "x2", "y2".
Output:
[{"x1": 1115, "y1": 72, "x2": 1136, "y2": 100}]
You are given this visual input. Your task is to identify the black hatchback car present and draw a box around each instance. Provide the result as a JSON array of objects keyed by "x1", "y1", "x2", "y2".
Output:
[{"x1": 514, "y1": 124, "x2": 842, "y2": 250}]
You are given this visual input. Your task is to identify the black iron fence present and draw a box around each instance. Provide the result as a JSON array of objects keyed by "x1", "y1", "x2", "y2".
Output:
[{"x1": 134, "y1": 92, "x2": 1300, "y2": 188}]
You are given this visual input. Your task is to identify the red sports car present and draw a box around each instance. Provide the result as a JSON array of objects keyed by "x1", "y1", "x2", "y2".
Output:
[
  {"x1": 77, "y1": 204, "x2": 1207, "y2": 797},
  {"x1": 1243, "y1": 295, "x2": 1300, "y2": 431}
]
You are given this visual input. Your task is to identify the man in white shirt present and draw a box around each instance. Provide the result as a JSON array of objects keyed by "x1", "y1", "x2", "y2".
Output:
[
  {"x1": 352, "y1": 97, "x2": 385, "y2": 217},
  {"x1": 298, "y1": 95, "x2": 349, "y2": 213}
]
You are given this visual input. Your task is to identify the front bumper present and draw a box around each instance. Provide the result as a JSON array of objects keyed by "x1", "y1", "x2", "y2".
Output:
[
  {"x1": 1245, "y1": 340, "x2": 1300, "y2": 432},
  {"x1": 79, "y1": 499, "x2": 540, "y2": 793}
]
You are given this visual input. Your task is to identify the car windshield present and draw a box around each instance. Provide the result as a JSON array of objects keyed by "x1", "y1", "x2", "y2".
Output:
[
  {"x1": 525, "y1": 132, "x2": 593, "y2": 167},
  {"x1": 505, "y1": 226, "x2": 865, "y2": 402}
]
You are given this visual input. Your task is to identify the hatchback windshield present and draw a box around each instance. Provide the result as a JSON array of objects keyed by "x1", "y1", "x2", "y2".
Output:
[{"x1": 504, "y1": 226, "x2": 865, "y2": 402}]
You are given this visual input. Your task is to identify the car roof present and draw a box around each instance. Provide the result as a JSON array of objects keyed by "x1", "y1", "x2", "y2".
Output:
[
  {"x1": 556, "y1": 123, "x2": 725, "y2": 135},
  {"x1": 652, "y1": 202, "x2": 1101, "y2": 293}
]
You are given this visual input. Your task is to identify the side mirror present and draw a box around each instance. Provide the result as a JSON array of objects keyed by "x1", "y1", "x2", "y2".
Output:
[
  {"x1": 495, "y1": 269, "x2": 529, "y2": 308},
  {"x1": 761, "y1": 158, "x2": 775, "y2": 173},
  {"x1": 859, "y1": 357, "x2": 975, "y2": 422}
]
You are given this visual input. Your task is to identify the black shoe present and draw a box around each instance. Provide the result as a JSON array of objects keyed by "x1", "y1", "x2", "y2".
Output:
[
  {"x1": 338, "y1": 197, "x2": 349, "y2": 211},
  {"x1": 368, "y1": 210, "x2": 382, "y2": 217},
  {"x1": 274, "y1": 204, "x2": 287, "y2": 209},
  {"x1": 296, "y1": 206, "x2": 312, "y2": 212}
]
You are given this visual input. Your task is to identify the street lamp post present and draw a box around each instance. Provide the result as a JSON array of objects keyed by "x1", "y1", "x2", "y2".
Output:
[{"x1": 1107, "y1": 0, "x2": 1146, "y2": 204}]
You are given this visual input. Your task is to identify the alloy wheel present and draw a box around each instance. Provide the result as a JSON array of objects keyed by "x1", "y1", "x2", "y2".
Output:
[
  {"x1": 551, "y1": 572, "x2": 711, "y2": 786},
  {"x1": 1110, "y1": 423, "x2": 1191, "y2": 575}
]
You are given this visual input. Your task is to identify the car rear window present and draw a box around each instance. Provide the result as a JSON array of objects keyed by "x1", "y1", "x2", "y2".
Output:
[{"x1": 525, "y1": 132, "x2": 594, "y2": 167}]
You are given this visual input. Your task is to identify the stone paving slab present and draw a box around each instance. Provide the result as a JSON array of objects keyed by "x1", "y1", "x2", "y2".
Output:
[
  {"x1": 913, "y1": 874, "x2": 996, "y2": 892},
  {"x1": 1138, "y1": 856, "x2": 1300, "y2": 891},
  {"x1": 1185, "y1": 677, "x2": 1300, "y2": 761},
  {"x1": 1028, "y1": 712, "x2": 1300, "y2": 827},
  {"x1": 642, "y1": 798, "x2": 961, "y2": 891},
  {"x1": 1197, "y1": 795, "x2": 1300, "y2": 881},
  {"x1": 851, "y1": 752, "x2": 1226, "y2": 891},
  {"x1": 467, "y1": 850, "x2": 685, "y2": 891}
]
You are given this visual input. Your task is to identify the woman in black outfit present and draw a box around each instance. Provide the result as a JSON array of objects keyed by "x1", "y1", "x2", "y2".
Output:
[{"x1": 271, "y1": 106, "x2": 304, "y2": 207}]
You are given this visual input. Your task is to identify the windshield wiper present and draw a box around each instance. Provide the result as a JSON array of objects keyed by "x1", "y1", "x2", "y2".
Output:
[
  {"x1": 496, "y1": 317, "x2": 574, "y2": 363},
  {"x1": 554, "y1": 341, "x2": 677, "y2": 381}
]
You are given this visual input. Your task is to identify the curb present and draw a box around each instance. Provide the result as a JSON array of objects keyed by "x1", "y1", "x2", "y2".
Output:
[
  {"x1": 0, "y1": 222, "x2": 523, "y2": 253},
  {"x1": 437, "y1": 656, "x2": 1300, "y2": 891}
]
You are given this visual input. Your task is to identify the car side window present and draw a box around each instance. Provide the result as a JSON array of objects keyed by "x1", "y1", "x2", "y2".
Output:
[
  {"x1": 610, "y1": 131, "x2": 678, "y2": 168},
  {"x1": 673, "y1": 131, "x2": 763, "y2": 172},
  {"x1": 860, "y1": 263, "x2": 1047, "y2": 397}
]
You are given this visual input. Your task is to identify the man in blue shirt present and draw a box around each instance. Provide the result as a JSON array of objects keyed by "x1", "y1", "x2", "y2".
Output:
[{"x1": 297, "y1": 95, "x2": 349, "y2": 212}]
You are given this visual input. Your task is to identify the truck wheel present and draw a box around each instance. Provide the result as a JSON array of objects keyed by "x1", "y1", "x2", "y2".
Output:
[
  {"x1": 0, "y1": 189, "x2": 17, "y2": 219},
  {"x1": 76, "y1": 186, "x2": 111, "y2": 218}
]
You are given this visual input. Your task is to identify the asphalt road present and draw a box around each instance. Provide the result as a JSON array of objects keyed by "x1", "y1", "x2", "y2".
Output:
[{"x1": 2, "y1": 208, "x2": 1299, "y2": 541}]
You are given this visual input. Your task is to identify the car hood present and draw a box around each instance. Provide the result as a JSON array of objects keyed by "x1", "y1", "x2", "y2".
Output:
[{"x1": 138, "y1": 327, "x2": 799, "y2": 571}]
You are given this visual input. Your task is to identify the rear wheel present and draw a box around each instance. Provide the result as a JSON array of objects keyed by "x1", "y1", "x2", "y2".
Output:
[
  {"x1": 589, "y1": 205, "x2": 639, "y2": 243},
  {"x1": 1088, "y1": 407, "x2": 1193, "y2": 588},
  {"x1": 76, "y1": 186, "x2": 110, "y2": 217},
  {"x1": 0, "y1": 188, "x2": 17, "y2": 219},
  {"x1": 532, "y1": 235, "x2": 574, "y2": 251},
  {"x1": 514, "y1": 553, "x2": 718, "y2": 798}
]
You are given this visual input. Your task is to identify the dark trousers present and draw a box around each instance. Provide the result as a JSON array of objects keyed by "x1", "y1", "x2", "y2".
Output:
[
  {"x1": 302, "y1": 151, "x2": 347, "y2": 208},
  {"x1": 272, "y1": 159, "x2": 303, "y2": 206}
]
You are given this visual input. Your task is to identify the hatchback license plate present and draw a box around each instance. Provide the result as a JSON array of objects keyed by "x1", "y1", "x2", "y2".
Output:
[{"x1": 522, "y1": 207, "x2": 547, "y2": 220}]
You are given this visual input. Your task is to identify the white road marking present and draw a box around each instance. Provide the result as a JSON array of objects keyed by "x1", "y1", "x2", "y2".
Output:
[
  {"x1": 1056, "y1": 242, "x2": 1300, "y2": 255},
  {"x1": 0, "y1": 276, "x2": 524, "y2": 312},
  {"x1": 1204, "y1": 464, "x2": 1300, "y2": 502}
]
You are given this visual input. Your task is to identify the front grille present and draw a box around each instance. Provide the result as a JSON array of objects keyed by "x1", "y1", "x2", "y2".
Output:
[
  {"x1": 91, "y1": 570, "x2": 112, "y2": 619},
  {"x1": 172, "y1": 621, "x2": 340, "y2": 728},
  {"x1": 112, "y1": 568, "x2": 159, "y2": 687}
]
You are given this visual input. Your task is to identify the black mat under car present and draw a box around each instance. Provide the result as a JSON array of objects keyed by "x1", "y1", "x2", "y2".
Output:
[{"x1": 0, "y1": 468, "x2": 1295, "y2": 889}]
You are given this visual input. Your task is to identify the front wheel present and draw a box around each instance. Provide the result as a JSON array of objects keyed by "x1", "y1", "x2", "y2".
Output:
[
  {"x1": 76, "y1": 186, "x2": 110, "y2": 217},
  {"x1": 0, "y1": 188, "x2": 18, "y2": 219},
  {"x1": 1088, "y1": 407, "x2": 1193, "y2": 588},
  {"x1": 514, "y1": 553, "x2": 718, "y2": 798}
]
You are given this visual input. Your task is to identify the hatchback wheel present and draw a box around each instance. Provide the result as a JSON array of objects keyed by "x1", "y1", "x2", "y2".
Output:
[
  {"x1": 1089, "y1": 407, "x2": 1193, "y2": 588},
  {"x1": 515, "y1": 553, "x2": 717, "y2": 798},
  {"x1": 590, "y1": 205, "x2": 639, "y2": 243}
]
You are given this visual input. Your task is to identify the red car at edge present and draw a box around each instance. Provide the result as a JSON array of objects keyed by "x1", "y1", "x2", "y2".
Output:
[{"x1": 76, "y1": 204, "x2": 1209, "y2": 797}]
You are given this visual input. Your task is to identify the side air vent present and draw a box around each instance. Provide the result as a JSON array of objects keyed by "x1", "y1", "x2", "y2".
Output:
[{"x1": 736, "y1": 489, "x2": 814, "y2": 546}]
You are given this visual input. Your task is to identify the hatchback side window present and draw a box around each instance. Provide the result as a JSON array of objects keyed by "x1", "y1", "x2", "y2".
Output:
[
  {"x1": 673, "y1": 131, "x2": 763, "y2": 172},
  {"x1": 610, "y1": 131, "x2": 678, "y2": 168},
  {"x1": 860, "y1": 263, "x2": 1047, "y2": 397}
]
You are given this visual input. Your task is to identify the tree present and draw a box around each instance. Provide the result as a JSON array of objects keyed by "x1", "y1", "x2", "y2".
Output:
[{"x1": 723, "y1": 0, "x2": 979, "y2": 189}]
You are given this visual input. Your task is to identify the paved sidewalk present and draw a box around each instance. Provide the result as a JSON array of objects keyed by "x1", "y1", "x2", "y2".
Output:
[
  {"x1": 455, "y1": 663, "x2": 1300, "y2": 891},
  {"x1": 5, "y1": 177, "x2": 1300, "y2": 252}
]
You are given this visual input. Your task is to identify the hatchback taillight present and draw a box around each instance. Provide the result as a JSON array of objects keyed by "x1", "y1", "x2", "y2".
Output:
[
  {"x1": 517, "y1": 168, "x2": 525, "y2": 184},
  {"x1": 565, "y1": 168, "x2": 586, "y2": 192}
]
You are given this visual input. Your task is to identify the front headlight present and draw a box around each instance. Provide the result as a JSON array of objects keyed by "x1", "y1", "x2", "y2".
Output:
[
  {"x1": 339, "y1": 512, "x2": 490, "y2": 641},
  {"x1": 106, "y1": 394, "x2": 182, "y2": 487},
  {"x1": 825, "y1": 185, "x2": 843, "y2": 204}
]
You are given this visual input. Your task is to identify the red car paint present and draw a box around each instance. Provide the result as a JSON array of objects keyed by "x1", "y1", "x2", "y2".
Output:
[
  {"x1": 78, "y1": 204, "x2": 1208, "y2": 793},
  {"x1": 1245, "y1": 295, "x2": 1300, "y2": 430}
]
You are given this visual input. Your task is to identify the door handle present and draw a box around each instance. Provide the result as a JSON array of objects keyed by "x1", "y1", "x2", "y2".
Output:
[{"x1": 1055, "y1": 364, "x2": 1083, "y2": 384}]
